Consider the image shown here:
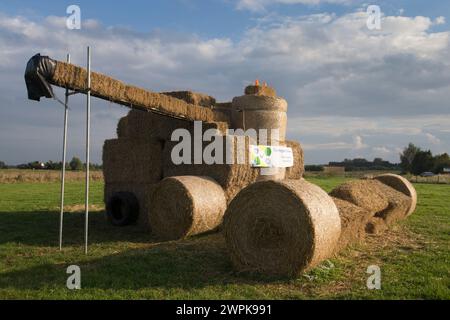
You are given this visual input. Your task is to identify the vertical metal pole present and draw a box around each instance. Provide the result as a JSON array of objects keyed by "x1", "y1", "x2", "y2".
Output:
[
  {"x1": 85, "y1": 46, "x2": 91, "y2": 254},
  {"x1": 59, "y1": 53, "x2": 71, "y2": 251}
]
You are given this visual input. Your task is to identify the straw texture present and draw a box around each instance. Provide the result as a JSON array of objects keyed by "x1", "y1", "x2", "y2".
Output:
[
  {"x1": 285, "y1": 140, "x2": 305, "y2": 179},
  {"x1": 331, "y1": 197, "x2": 373, "y2": 250},
  {"x1": 223, "y1": 179, "x2": 341, "y2": 277},
  {"x1": 149, "y1": 176, "x2": 227, "y2": 240},
  {"x1": 375, "y1": 174, "x2": 417, "y2": 217},
  {"x1": 162, "y1": 91, "x2": 216, "y2": 107},
  {"x1": 231, "y1": 95, "x2": 288, "y2": 142},
  {"x1": 50, "y1": 61, "x2": 229, "y2": 123},
  {"x1": 102, "y1": 138, "x2": 163, "y2": 185}
]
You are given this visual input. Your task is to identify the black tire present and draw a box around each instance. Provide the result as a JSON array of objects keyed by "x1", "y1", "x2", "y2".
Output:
[{"x1": 106, "y1": 192, "x2": 139, "y2": 226}]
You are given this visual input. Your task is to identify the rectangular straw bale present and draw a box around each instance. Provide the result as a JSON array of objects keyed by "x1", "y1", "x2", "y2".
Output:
[
  {"x1": 50, "y1": 61, "x2": 229, "y2": 123},
  {"x1": 213, "y1": 102, "x2": 233, "y2": 120},
  {"x1": 103, "y1": 138, "x2": 163, "y2": 184},
  {"x1": 116, "y1": 110, "x2": 191, "y2": 140},
  {"x1": 162, "y1": 91, "x2": 216, "y2": 107}
]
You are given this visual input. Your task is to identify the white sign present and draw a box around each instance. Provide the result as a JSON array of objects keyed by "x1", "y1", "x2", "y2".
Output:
[{"x1": 250, "y1": 145, "x2": 294, "y2": 168}]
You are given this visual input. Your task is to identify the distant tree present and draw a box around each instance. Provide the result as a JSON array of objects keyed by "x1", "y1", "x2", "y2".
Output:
[
  {"x1": 328, "y1": 157, "x2": 399, "y2": 171},
  {"x1": 400, "y1": 143, "x2": 421, "y2": 173},
  {"x1": 45, "y1": 161, "x2": 66, "y2": 170},
  {"x1": 29, "y1": 161, "x2": 45, "y2": 170},
  {"x1": 89, "y1": 163, "x2": 103, "y2": 170},
  {"x1": 411, "y1": 150, "x2": 434, "y2": 175},
  {"x1": 373, "y1": 158, "x2": 383, "y2": 165},
  {"x1": 433, "y1": 153, "x2": 450, "y2": 174},
  {"x1": 305, "y1": 165, "x2": 324, "y2": 172},
  {"x1": 69, "y1": 157, "x2": 83, "y2": 171},
  {"x1": 45, "y1": 160, "x2": 55, "y2": 170},
  {"x1": 0, "y1": 161, "x2": 6, "y2": 169}
]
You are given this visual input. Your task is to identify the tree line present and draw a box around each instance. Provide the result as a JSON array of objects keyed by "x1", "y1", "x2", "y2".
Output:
[
  {"x1": 0, "y1": 157, "x2": 102, "y2": 171},
  {"x1": 305, "y1": 143, "x2": 449, "y2": 175},
  {"x1": 305, "y1": 158, "x2": 400, "y2": 172}
]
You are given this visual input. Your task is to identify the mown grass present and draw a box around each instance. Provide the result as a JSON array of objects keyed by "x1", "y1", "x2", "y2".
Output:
[{"x1": 0, "y1": 177, "x2": 448, "y2": 299}]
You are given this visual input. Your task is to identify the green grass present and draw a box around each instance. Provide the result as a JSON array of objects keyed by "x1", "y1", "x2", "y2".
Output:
[{"x1": 0, "y1": 178, "x2": 448, "y2": 299}]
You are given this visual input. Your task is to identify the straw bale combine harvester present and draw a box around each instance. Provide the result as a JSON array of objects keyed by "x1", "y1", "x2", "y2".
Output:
[{"x1": 25, "y1": 53, "x2": 417, "y2": 277}]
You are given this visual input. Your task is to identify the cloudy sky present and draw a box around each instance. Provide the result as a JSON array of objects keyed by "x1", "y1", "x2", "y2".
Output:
[{"x1": 0, "y1": 0, "x2": 449, "y2": 165}]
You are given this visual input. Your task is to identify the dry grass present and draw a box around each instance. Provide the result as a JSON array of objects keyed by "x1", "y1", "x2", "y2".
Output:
[{"x1": 0, "y1": 169, "x2": 103, "y2": 184}]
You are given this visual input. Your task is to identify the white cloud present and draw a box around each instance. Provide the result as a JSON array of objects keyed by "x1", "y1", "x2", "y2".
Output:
[
  {"x1": 353, "y1": 135, "x2": 367, "y2": 150},
  {"x1": 372, "y1": 146, "x2": 391, "y2": 155},
  {"x1": 302, "y1": 134, "x2": 367, "y2": 151},
  {"x1": 435, "y1": 16, "x2": 446, "y2": 25},
  {"x1": 425, "y1": 133, "x2": 441, "y2": 145}
]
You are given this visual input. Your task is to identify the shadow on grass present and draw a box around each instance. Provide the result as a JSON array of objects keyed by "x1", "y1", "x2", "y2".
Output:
[
  {"x1": 0, "y1": 210, "x2": 153, "y2": 246},
  {"x1": 0, "y1": 211, "x2": 287, "y2": 291},
  {"x1": 0, "y1": 233, "x2": 287, "y2": 291}
]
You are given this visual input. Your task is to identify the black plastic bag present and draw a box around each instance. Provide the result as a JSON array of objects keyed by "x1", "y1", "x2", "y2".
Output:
[{"x1": 24, "y1": 54, "x2": 56, "y2": 101}]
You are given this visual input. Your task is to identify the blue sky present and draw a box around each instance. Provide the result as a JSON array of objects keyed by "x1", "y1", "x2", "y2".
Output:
[
  {"x1": 0, "y1": 0, "x2": 449, "y2": 165},
  {"x1": 2, "y1": 0, "x2": 448, "y2": 38}
]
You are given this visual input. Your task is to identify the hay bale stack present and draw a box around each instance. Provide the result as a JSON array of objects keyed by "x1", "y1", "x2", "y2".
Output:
[
  {"x1": 223, "y1": 179, "x2": 341, "y2": 277},
  {"x1": 102, "y1": 138, "x2": 163, "y2": 184},
  {"x1": 149, "y1": 176, "x2": 227, "y2": 240},
  {"x1": 285, "y1": 140, "x2": 305, "y2": 179},
  {"x1": 162, "y1": 91, "x2": 216, "y2": 107},
  {"x1": 332, "y1": 197, "x2": 373, "y2": 250},
  {"x1": 375, "y1": 174, "x2": 417, "y2": 217},
  {"x1": 162, "y1": 135, "x2": 260, "y2": 202},
  {"x1": 163, "y1": 134, "x2": 304, "y2": 201},
  {"x1": 50, "y1": 61, "x2": 229, "y2": 123}
]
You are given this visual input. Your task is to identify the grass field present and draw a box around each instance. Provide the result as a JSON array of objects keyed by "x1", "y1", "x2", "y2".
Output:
[{"x1": 0, "y1": 177, "x2": 448, "y2": 299}]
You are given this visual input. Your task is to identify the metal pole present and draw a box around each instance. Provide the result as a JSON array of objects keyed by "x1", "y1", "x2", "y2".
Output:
[
  {"x1": 84, "y1": 46, "x2": 91, "y2": 254},
  {"x1": 59, "y1": 53, "x2": 71, "y2": 251}
]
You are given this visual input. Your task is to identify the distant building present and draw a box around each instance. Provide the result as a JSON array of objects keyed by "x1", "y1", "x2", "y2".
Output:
[
  {"x1": 443, "y1": 168, "x2": 450, "y2": 175},
  {"x1": 323, "y1": 166, "x2": 345, "y2": 175}
]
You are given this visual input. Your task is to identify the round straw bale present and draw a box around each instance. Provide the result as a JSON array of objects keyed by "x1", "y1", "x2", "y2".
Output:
[
  {"x1": 374, "y1": 174, "x2": 417, "y2": 216},
  {"x1": 149, "y1": 176, "x2": 227, "y2": 241},
  {"x1": 223, "y1": 179, "x2": 341, "y2": 277},
  {"x1": 231, "y1": 95, "x2": 288, "y2": 142}
]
